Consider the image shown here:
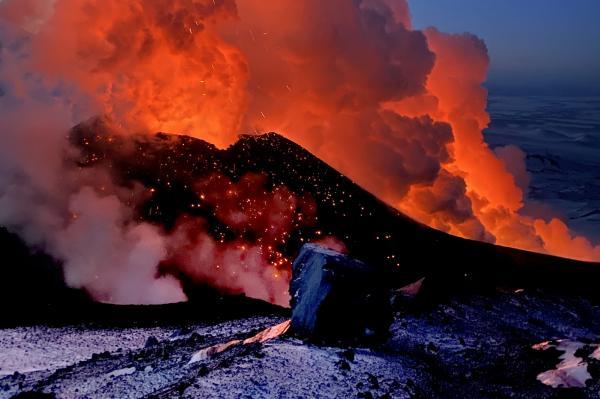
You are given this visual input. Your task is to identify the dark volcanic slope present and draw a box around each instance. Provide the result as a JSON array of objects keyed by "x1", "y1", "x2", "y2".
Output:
[
  {"x1": 0, "y1": 227, "x2": 92, "y2": 324},
  {"x1": 71, "y1": 119, "x2": 600, "y2": 299}
]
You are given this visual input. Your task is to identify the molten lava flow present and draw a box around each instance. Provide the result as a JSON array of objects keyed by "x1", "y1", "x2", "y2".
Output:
[
  {"x1": 1, "y1": 0, "x2": 599, "y2": 307},
  {"x1": 188, "y1": 320, "x2": 290, "y2": 364}
]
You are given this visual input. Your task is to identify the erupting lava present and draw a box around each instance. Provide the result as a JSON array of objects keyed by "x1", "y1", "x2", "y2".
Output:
[
  {"x1": 166, "y1": 172, "x2": 321, "y2": 306},
  {"x1": 0, "y1": 0, "x2": 598, "y2": 304}
]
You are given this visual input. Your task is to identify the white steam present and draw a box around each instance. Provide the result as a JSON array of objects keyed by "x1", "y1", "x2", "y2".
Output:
[{"x1": 0, "y1": 23, "x2": 186, "y2": 304}]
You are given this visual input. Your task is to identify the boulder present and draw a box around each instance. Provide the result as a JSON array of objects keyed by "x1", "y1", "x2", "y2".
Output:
[{"x1": 289, "y1": 244, "x2": 391, "y2": 343}]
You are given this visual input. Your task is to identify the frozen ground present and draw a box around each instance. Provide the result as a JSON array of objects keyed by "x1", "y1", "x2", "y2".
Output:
[
  {"x1": 1, "y1": 291, "x2": 600, "y2": 398},
  {"x1": 0, "y1": 317, "x2": 282, "y2": 378},
  {"x1": 485, "y1": 95, "x2": 600, "y2": 243},
  {"x1": 0, "y1": 324, "x2": 181, "y2": 376}
]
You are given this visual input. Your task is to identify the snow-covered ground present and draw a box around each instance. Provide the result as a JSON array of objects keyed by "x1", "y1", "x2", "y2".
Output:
[
  {"x1": 485, "y1": 95, "x2": 600, "y2": 243},
  {"x1": 0, "y1": 317, "x2": 282, "y2": 378},
  {"x1": 0, "y1": 325, "x2": 182, "y2": 376},
  {"x1": 1, "y1": 291, "x2": 599, "y2": 398}
]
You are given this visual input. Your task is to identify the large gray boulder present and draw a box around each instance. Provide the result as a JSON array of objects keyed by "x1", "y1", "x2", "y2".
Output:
[{"x1": 289, "y1": 244, "x2": 391, "y2": 343}]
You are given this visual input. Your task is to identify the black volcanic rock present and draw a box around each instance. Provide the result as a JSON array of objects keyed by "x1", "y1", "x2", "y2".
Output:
[
  {"x1": 289, "y1": 244, "x2": 391, "y2": 343},
  {"x1": 69, "y1": 118, "x2": 600, "y2": 300}
]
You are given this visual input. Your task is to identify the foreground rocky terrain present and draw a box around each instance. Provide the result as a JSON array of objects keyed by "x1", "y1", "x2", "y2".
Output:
[{"x1": 2, "y1": 289, "x2": 599, "y2": 399}]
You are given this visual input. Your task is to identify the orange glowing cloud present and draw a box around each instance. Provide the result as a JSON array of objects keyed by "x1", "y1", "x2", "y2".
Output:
[{"x1": 1, "y1": 0, "x2": 598, "y2": 263}]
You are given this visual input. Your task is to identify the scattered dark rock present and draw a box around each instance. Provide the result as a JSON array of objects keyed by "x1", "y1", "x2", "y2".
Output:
[
  {"x1": 197, "y1": 365, "x2": 209, "y2": 377},
  {"x1": 90, "y1": 351, "x2": 110, "y2": 361},
  {"x1": 588, "y1": 358, "x2": 600, "y2": 380},
  {"x1": 367, "y1": 373, "x2": 380, "y2": 389},
  {"x1": 337, "y1": 360, "x2": 351, "y2": 371},
  {"x1": 145, "y1": 336, "x2": 159, "y2": 348},
  {"x1": 338, "y1": 349, "x2": 355, "y2": 362},
  {"x1": 289, "y1": 244, "x2": 392, "y2": 343},
  {"x1": 10, "y1": 392, "x2": 56, "y2": 399},
  {"x1": 186, "y1": 332, "x2": 206, "y2": 347},
  {"x1": 575, "y1": 345, "x2": 597, "y2": 359}
]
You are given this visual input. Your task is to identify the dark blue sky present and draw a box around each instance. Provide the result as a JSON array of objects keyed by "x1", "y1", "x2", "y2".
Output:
[{"x1": 408, "y1": 0, "x2": 600, "y2": 95}]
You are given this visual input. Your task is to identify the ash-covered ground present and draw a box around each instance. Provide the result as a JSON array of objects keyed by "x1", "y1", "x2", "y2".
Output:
[{"x1": 1, "y1": 290, "x2": 600, "y2": 398}]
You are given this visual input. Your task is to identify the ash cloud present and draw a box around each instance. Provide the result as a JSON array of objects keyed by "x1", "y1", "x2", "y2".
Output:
[
  {"x1": 0, "y1": 0, "x2": 598, "y2": 307},
  {"x1": 228, "y1": 0, "x2": 442, "y2": 201}
]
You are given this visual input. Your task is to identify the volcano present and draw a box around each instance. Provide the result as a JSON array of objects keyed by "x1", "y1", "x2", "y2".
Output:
[
  {"x1": 2, "y1": 0, "x2": 599, "y2": 396},
  {"x1": 69, "y1": 118, "x2": 600, "y2": 299},
  {"x1": 2, "y1": 117, "x2": 600, "y2": 321}
]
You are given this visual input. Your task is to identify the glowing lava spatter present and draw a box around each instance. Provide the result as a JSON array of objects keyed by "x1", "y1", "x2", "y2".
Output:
[{"x1": 166, "y1": 172, "x2": 321, "y2": 306}]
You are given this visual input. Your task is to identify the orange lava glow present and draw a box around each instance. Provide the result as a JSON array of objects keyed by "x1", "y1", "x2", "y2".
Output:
[
  {"x1": 164, "y1": 173, "x2": 317, "y2": 306},
  {"x1": 1, "y1": 0, "x2": 598, "y2": 261}
]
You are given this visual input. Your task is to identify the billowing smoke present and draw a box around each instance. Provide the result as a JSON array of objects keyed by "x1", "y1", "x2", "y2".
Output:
[
  {"x1": 0, "y1": 0, "x2": 247, "y2": 146},
  {"x1": 392, "y1": 27, "x2": 599, "y2": 259},
  {"x1": 0, "y1": 22, "x2": 186, "y2": 303},
  {"x1": 0, "y1": 0, "x2": 598, "y2": 306},
  {"x1": 228, "y1": 0, "x2": 599, "y2": 260}
]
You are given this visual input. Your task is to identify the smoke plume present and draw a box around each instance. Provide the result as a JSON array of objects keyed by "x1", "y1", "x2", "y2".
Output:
[{"x1": 0, "y1": 0, "x2": 598, "y2": 305}]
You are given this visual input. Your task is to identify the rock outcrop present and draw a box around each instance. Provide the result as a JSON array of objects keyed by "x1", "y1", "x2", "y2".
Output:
[{"x1": 290, "y1": 244, "x2": 391, "y2": 343}]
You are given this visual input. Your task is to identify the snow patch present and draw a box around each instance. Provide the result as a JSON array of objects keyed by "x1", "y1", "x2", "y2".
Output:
[
  {"x1": 106, "y1": 367, "x2": 136, "y2": 378},
  {"x1": 533, "y1": 340, "x2": 600, "y2": 388}
]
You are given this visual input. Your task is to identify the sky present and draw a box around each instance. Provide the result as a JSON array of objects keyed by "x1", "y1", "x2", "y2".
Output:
[{"x1": 408, "y1": 0, "x2": 600, "y2": 95}]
